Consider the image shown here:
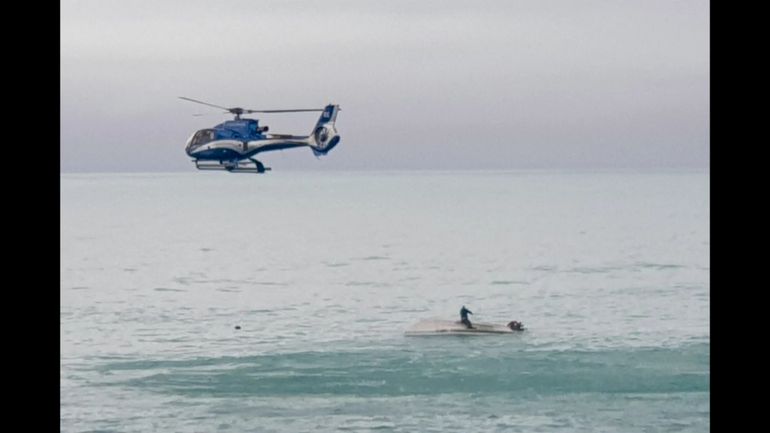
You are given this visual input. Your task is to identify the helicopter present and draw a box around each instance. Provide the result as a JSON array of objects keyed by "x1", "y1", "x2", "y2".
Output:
[{"x1": 179, "y1": 97, "x2": 341, "y2": 173}]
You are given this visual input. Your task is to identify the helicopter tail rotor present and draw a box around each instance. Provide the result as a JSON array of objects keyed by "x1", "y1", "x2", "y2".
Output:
[{"x1": 309, "y1": 104, "x2": 341, "y2": 156}]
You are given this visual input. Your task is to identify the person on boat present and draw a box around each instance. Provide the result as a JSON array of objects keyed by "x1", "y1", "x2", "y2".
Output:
[{"x1": 460, "y1": 306, "x2": 473, "y2": 329}]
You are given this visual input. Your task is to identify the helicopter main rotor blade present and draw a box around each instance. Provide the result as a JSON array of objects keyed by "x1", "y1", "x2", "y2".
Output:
[
  {"x1": 244, "y1": 108, "x2": 325, "y2": 113},
  {"x1": 178, "y1": 96, "x2": 231, "y2": 111},
  {"x1": 180, "y1": 97, "x2": 336, "y2": 116},
  {"x1": 191, "y1": 112, "x2": 225, "y2": 117}
]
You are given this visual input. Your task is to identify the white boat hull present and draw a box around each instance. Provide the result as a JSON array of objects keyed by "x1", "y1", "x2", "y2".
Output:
[{"x1": 405, "y1": 320, "x2": 522, "y2": 336}]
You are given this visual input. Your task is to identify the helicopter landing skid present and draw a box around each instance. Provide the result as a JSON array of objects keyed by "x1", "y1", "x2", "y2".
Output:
[{"x1": 194, "y1": 159, "x2": 271, "y2": 174}]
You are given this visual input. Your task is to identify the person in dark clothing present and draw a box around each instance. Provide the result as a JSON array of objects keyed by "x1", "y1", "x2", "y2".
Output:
[{"x1": 460, "y1": 306, "x2": 473, "y2": 329}]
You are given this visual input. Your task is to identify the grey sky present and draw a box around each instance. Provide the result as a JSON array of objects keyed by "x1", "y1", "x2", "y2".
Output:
[{"x1": 61, "y1": 0, "x2": 709, "y2": 172}]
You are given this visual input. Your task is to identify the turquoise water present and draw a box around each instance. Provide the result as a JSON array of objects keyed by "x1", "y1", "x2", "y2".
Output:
[{"x1": 61, "y1": 170, "x2": 709, "y2": 432}]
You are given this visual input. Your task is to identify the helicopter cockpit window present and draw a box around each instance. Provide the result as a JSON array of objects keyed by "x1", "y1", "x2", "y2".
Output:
[{"x1": 190, "y1": 129, "x2": 217, "y2": 148}]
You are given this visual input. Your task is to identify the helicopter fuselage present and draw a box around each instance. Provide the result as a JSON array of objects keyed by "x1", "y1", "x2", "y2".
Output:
[{"x1": 186, "y1": 119, "x2": 311, "y2": 160}]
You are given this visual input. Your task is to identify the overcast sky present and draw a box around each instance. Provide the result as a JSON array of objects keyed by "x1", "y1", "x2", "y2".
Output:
[{"x1": 61, "y1": 0, "x2": 709, "y2": 172}]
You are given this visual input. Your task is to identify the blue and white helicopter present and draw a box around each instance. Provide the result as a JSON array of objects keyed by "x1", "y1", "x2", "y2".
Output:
[{"x1": 180, "y1": 97, "x2": 341, "y2": 173}]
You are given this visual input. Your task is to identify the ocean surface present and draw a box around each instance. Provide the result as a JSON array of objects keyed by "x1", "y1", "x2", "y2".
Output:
[{"x1": 61, "y1": 170, "x2": 709, "y2": 432}]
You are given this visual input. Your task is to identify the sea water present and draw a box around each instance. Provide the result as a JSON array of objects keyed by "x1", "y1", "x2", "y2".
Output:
[{"x1": 60, "y1": 170, "x2": 709, "y2": 432}]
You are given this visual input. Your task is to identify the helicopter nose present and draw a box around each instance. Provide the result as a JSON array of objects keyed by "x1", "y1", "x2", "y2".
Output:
[{"x1": 184, "y1": 136, "x2": 195, "y2": 154}]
